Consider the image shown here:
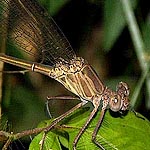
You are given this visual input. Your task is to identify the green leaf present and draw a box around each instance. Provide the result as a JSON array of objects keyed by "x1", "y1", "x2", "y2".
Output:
[
  {"x1": 30, "y1": 120, "x2": 69, "y2": 150},
  {"x1": 29, "y1": 131, "x2": 62, "y2": 150},
  {"x1": 30, "y1": 107, "x2": 150, "y2": 150}
]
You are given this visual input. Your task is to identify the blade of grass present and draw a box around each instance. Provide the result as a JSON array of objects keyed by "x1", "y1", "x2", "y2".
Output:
[
  {"x1": 131, "y1": 65, "x2": 150, "y2": 107},
  {"x1": 120, "y1": 0, "x2": 150, "y2": 108},
  {"x1": 121, "y1": 0, "x2": 146, "y2": 70}
]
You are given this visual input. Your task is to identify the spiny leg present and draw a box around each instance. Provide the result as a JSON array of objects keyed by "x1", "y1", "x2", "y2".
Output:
[
  {"x1": 46, "y1": 96, "x2": 80, "y2": 118},
  {"x1": 40, "y1": 101, "x2": 87, "y2": 150},
  {"x1": 47, "y1": 96, "x2": 79, "y2": 100},
  {"x1": 73, "y1": 106, "x2": 99, "y2": 150},
  {"x1": 92, "y1": 109, "x2": 106, "y2": 150}
]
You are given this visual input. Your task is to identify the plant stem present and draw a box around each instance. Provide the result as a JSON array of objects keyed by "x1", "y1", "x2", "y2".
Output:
[
  {"x1": 121, "y1": 0, "x2": 150, "y2": 107},
  {"x1": 131, "y1": 67, "x2": 150, "y2": 107},
  {"x1": 121, "y1": 0, "x2": 146, "y2": 70}
]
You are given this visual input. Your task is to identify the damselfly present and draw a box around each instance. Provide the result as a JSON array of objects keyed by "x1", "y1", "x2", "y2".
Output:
[{"x1": 0, "y1": 0, "x2": 130, "y2": 149}]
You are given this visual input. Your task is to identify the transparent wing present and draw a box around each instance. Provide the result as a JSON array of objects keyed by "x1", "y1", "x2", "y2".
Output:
[{"x1": 0, "y1": 0, "x2": 76, "y2": 66}]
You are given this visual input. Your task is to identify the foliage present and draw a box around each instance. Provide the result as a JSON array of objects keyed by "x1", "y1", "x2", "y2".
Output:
[{"x1": 29, "y1": 108, "x2": 150, "y2": 150}]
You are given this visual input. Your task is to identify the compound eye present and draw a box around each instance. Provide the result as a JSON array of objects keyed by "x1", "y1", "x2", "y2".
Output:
[
  {"x1": 121, "y1": 97, "x2": 129, "y2": 111},
  {"x1": 117, "y1": 82, "x2": 130, "y2": 97},
  {"x1": 109, "y1": 95, "x2": 121, "y2": 112}
]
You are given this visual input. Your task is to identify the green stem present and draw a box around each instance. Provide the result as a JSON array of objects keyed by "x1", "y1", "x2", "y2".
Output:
[
  {"x1": 121, "y1": 0, "x2": 150, "y2": 107},
  {"x1": 121, "y1": 0, "x2": 146, "y2": 70},
  {"x1": 131, "y1": 67, "x2": 150, "y2": 107}
]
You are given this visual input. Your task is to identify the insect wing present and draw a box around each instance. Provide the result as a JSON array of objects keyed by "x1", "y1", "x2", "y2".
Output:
[{"x1": 0, "y1": 0, "x2": 76, "y2": 66}]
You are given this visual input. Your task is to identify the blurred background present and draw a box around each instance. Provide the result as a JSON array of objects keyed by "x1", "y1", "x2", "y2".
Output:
[{"x1": 0, "y1": 0, "x2": 150, "y2": 149}]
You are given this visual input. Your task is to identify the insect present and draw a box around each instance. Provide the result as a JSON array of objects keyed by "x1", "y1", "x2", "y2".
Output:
[{"x1": 0, "y1": 0, "x2": 130, "y2": 149}]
